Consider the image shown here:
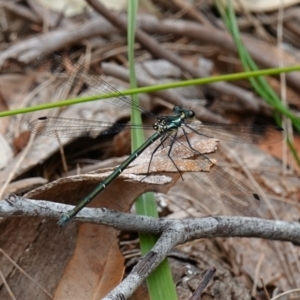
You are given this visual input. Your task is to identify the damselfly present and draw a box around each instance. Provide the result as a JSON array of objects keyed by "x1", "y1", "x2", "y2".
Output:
[{"x1": 29, "y1": 52, "x2": 284, "y2": 226}]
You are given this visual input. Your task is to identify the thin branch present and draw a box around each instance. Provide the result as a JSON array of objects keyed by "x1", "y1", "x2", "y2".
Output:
[
  {"x1": 2, "y1": 196, "x2": 300, "y2": 243},
  {"x1": 1, "y1": 195, "x2": 300, "y2": 299}
]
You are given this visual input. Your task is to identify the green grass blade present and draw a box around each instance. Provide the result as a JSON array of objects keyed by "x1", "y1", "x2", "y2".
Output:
[
  {"x1": 216, "y1": 0, "x2": 300, "y2": 164},
  {"x1": 127, "y1": 1, "x2": 176, "y2": 299},
  {"x1": 1, "y1": 65, "x2": 300, "y2": 118}
]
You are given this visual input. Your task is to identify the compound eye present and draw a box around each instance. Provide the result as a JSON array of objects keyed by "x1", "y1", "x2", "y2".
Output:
[
  {"x1": 188, "y1": 110, "x2": 195, "y2": 118},
  {"x1": 153, "y1": 124, "x2": 158, "y2": 130}
]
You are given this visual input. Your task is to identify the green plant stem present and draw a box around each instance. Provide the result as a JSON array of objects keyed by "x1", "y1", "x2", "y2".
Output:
[
  {"x1": 216, "y1": 0, "x2": 300, "y2": 165},
  {"x1": 127, "y1": 1, "x2": 176, "y2": 299},
  {"x1": 1, "y1": 65, "x2": 300, "y2": 118}
]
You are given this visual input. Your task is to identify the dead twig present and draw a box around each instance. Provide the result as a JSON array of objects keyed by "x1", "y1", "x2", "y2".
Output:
[
  {"x1": 189, "y1": 266, "x2": 216, "y2": 300},
  {"x1": 1, "y1": 195, "x2": 300, "y2": 299},
  {"x1": 86, "y1": 0, "x2": 270, "y2": 112}
]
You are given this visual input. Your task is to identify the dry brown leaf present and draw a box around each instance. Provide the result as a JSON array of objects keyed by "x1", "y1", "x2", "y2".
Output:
[
  {"x1": 53, "y1": 223, "x2": 124, "y2": 300},
  {"x1": 4, "y1": 177, "x2": 48, "y2": 195},
  {"x1": 19, "y1": 139, "x2": 216, "y2": 298}
]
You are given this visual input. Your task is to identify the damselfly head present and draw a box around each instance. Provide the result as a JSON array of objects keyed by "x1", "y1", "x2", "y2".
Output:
[{"x1": 172, "y1": 106, "x2": 195, "y2": 119}]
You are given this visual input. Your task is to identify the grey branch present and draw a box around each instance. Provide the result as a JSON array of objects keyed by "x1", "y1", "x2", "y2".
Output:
[{"x1": 1, "y1": 195, "x2": 300, "y2": 299}]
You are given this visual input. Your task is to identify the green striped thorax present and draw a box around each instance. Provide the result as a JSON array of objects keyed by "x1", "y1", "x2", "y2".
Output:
[{"x1": 153, "y1": 106, "x2": 196, "y2": 133}]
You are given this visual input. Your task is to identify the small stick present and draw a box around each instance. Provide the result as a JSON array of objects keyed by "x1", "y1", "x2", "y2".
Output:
[{"x1": 189, "y1": 266, "x2": 216, "y2": 300}]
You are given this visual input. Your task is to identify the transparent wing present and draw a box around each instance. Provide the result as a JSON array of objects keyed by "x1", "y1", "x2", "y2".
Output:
[
  {"x1": 165, "y1": 130, "x2": 260, "y2": 212},
  {"x1": 29, "y1": 116, "x2": 153, "y2": 138},
  {"x1": 192, "y1": 160, "x2": 260, "y2": 212},
  {"x1": 38, "y1": 52, "x2": 156, "y2": 119},
  {"x1": 185, "y1": 122, "x2": 284, "y2": 144}
]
